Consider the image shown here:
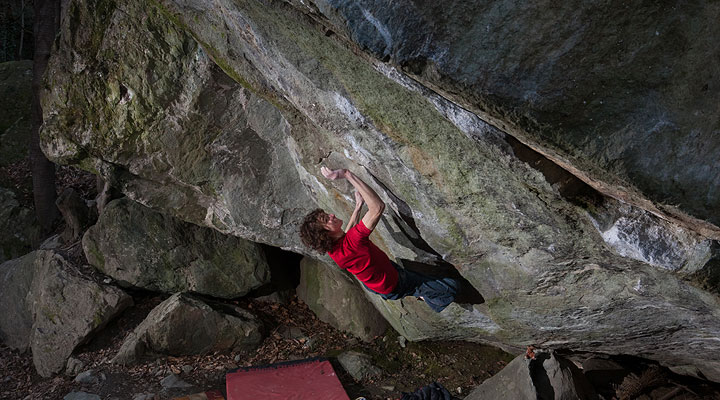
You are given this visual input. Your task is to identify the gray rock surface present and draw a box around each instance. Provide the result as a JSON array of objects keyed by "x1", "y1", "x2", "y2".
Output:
[
  {"x1": 74, "y1": 369, "x2": 102, "y2": 385},
  {"x1": 63, "y1": 392, "x2": 100, "y2": 400},
  {"x1": 1, "y1": 250, "x2": 133, "y2": 379},
  {"x1": 464, "y1": 355, "x2": 536, "y2": 400},
  {"x1": 65, "y1": 357, "x2": 85, "y2": 377},
  {"x1": 337, "y1": 351, "x2": 382, "y2": 381},
  {"x1": 0, "y1": 251, "x2": 37, "y2": 350},
  {"x1": 132, "y1": 394, "x2": 156, "y2": 400},
  {"x1": 39, "y1": 0, "x2": 720, "y2": 381},
  {"x1": 160, "y1": 374, "x2": 193, "y2": 389},
  {"x1": 26, "y1": 250, "x2": 133, "y2": 377},
  {"x1": 296, "y1": 257, "x2": 388, "y2": 342},
  {"x1": 56, "y1": 188, "x2": 94, "y2": 242},
  {"x1": 112, "y1": 293, "x2": 262, "y2": 365},
  {"x1": 83, "y1": 198, "x2": 271, "y2": 298},
  {"x1": 466, "y1": 351, "x2": 597, "y2": 400},
  {"x1": 309, "y1": 0, "x2": 720, "y2": 232}
]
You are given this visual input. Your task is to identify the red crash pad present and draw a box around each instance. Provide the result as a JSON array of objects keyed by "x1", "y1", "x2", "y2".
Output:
[{"x1": 226, "y1": 357, "x2": 350, "y2": 400}]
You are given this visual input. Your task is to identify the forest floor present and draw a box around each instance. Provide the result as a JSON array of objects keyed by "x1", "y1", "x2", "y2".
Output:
[{"x1": 0, "y1": 292, "x2": 514, "y2": 400}]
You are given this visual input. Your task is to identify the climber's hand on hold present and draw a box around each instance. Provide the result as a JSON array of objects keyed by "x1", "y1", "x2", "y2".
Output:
[{"x1": 321, "y1": 166, "x2": 347, "y2": 181}]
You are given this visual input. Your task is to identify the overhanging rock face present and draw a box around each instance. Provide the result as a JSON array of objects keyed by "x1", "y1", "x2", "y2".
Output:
[
  {"x1": 302, "y1": 0, "x2": 720, "y2": 233},
  {"x1": 41, "y1": 0, "x2": 720, "y2": 381}
]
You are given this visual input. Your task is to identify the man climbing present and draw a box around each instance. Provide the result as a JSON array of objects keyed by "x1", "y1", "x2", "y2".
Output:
[{"x1": 299, "y1": 166, "x2": 459, "y2": 312}]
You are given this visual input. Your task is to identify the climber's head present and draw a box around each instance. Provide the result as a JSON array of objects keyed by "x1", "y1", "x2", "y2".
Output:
[{"x1": 299, "y1": 209, "x2": 344, "y2": 252}]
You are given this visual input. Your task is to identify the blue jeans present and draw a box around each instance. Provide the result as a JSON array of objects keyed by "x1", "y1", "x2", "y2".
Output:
[{"x1": 364, "y1": 262, "x2": 459, "y2": 312}]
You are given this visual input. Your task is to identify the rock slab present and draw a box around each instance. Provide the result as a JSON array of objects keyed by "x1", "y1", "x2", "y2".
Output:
[
  {"x1": 28, "y1": 251, "x2": 134, "y2": 377},
  {"x1": 465, "y1": 350, "x2": 597, "y2": 400},
  {"x1": 113, "y1": 293, "x2": 263, "y2": 364},
  {"x1": 337, "y1": 351, "x2": 382, "y2": 382},
  {"x1": 83, "y1": 198, "x2": 271, "y2": 298},
  {"x1": 1, "y1": 250, "x2": 133, "y2": 377},
  {"x1": 297, "y1": 257, "x2": 388, "y2": 342}
]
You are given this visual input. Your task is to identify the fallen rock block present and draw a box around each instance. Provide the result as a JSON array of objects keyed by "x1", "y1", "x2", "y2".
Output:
[
  {"x1": 63, "y1": 391, "x2": 101, "y2": 400},
  {"x1": 338, "y1": 351, "x2": 382, "y2": 381},
  {"x1": 297, "y1": 257, "x2": 388, "y2": 342},
  {"x1": 465, "y1": 349, "x2": 598, "y2": 400},
  {"x1": 113, "y1": 293, "x2": 263, "y2": 364},
  {"x1": 0, "y1": 250, "x2": 133, "y2": 377},
  {"x1": 160, "y1": 373, "x2": 194, "y2": 389},
  {"x1": 83, "y1": 198, "x2": 270, "y2": 298}
]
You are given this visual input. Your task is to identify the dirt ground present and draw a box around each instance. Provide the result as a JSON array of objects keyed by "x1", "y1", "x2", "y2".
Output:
[{"x1": 0, "y1": 293, "x2": 514, "y2": 400}]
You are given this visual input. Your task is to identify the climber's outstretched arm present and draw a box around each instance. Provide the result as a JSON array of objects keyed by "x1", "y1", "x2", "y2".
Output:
[
  {"x1": 321, "y1": 167, "x2": 385, "y2": 231},
  {"x1": 344, "y1": 191, "x2": 364, "y2": 233}
]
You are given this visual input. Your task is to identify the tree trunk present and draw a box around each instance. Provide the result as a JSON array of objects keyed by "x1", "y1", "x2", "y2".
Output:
[
  {"x1": 18, "y1": 0, "x2": 25, "y2": 59},
  {"x1": 30, "y1": 0, "x2": 60, "y2": 233}
]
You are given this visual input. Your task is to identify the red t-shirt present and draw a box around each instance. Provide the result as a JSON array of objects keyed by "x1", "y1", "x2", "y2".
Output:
[{"x1": 327, "y1": 221, "x2": 399, "y2": 294}]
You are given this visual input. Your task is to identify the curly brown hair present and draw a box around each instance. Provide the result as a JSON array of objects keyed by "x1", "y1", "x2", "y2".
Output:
[{"x1": 299, "y1": 208, "x2": 338, "y2": 253}]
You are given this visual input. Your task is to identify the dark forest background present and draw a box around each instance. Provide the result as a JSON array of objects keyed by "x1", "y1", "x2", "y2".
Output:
[{"x1": 1, "y1": 0, "x2": 35, "y2": 61}]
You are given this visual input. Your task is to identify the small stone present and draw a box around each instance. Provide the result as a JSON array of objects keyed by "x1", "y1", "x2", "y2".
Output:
[
  {"x1": 381, "y1": 386, "x2": 395, "y2": 391},
  {"x1": 457, "y1": 387, "x2": 462, "y2": 394},
  {"x1": 337, "y1": 351, "x2": 382, "y2": 381},
  {"x1": 103, "y1": 278, "x2": 112, "y2": 284},
  {"x1": 233, "y1": 354, "x2": 241, "y2": 362},
  {"x1": 397, "y1": 336, "x2": 407, "y2": 348},
  {"x1": 63, "y1": 392, "x2": 101, "y2": 400},
  {"x1": 182, "y1": 365, "x2": 193, "y2": 374},
  {"x1": 74, "y1": 370, "x2": 99, "y2": 385},
  {"x1": 160, "y1": 373, "x2": 193, "y2": 389},
  {"x1": 280, "y1": 326, "x2": 306, "y2": 340},
  {"x1": 303, "y1": 337, "x2": 318, "y2": 351}
]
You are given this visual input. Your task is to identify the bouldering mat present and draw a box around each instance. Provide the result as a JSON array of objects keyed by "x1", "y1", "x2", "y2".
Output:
[{"x1": 226, "y1": 357, "x2": 350, "y2": 400}]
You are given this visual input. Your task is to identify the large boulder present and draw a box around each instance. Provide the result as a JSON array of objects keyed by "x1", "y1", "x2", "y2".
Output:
[
  {"x1": 40, "y1": 0, "x2": 720, "y2": 381},
  {"x1": 0, "y1": 250, "x2": 133, "y2": 377},
  {"x1": 465, "y1": 350, "x2": 597, "y2": 400},
  {"x1": 112, "y1": 293, "x2": 263, "y2": 364},
  {"x1": 0, "y1": 251, "x2": 38, "y2": 349},
  {"x1": 296, "y1": 257, "x2": 388, "y2": 341},
  {"x1": 83, "y1": 198, "x2": 271, "y2": 298}
]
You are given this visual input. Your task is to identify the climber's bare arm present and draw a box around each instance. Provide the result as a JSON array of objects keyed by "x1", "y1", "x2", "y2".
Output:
[
  {"x1": 344, "y1": 191, "x2": 364, "y2": 233},
  {"x1": 321, "y1": 167, "x2": 385, "y2": 231}
]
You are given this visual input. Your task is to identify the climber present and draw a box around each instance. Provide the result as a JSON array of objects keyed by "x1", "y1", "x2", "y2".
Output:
[{"x1": 299, "y1": 166, "x2": 459, "y2": 312}]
